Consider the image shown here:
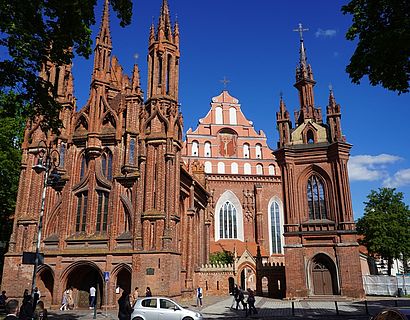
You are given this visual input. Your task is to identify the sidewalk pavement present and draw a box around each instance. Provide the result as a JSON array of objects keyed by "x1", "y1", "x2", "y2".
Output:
[{"x1": 40, "y1": 296, "x2": 410, "y2": 320}]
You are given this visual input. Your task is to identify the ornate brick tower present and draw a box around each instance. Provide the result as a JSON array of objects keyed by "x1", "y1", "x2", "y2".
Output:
[
  {"x1": 135, "y1": 0, "x2": 185, "y2": 296},
  {"x1": 273, "y1": 25, "x2": 364, "y2": 298},
  {"x1": 2, "y1": 0, "x2": 208, "y2": 306}
]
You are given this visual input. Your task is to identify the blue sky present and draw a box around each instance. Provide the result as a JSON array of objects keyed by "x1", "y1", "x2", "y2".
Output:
[{"x1": 73, "y1": 0, "x2": 410, "y2": 220}]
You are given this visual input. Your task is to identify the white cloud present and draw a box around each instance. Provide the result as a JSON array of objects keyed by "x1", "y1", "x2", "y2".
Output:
[
  {"x1": 348, "y1": 154, "x2": 403, "y2": 181},
  {"x1": 315, "y1": 28, "x2": 337, "y2": 38},
  {"x1": 383, "y1": 168, "x2": 410, "y2": 188}
]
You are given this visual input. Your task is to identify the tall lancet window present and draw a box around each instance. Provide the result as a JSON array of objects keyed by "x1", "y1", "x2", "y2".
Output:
[
  {"x1": 219, "y1": 201, "x2": 238, "y2": 239},
  {"x1": 59, "y1": 143, "x2": 66, "y2": 168},
  {"x1": 269, "y1": 201, "x2": 282, "y2": 254},
  {"x1": 215, "y1": 107, "x2": 223, "y2": 124},
  {"x1": 75, "y1": 192, "x2": 88, "y2": 233},
  {"x1": 80, "y1": 155, "x2": 87, "y2": 179},
  {"x1": 96, "y1": 191, "x2": 109, "y2": 232},
  {"x1": 129, "y1": 139, "x2": 135, "y2": 165},
  {"x1": 307, "y1": 175, "x2": 327, "y2": 220},
  {"x1": 102, "y1": 150, "x2": 113, "y2": 180}
]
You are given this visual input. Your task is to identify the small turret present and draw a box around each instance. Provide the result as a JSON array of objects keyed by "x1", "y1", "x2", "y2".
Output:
[{"x1": 326, "y1": 87, "x2": 343, "y2": 142}]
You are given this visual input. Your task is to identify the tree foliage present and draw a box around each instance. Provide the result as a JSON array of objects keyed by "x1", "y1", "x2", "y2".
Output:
[
  {"x1": 0, "y1": 92, "x2": 25, "y2": 242},
  {"x1": 0, "y1": 0, "x2": 133, "y2": 132},
  {"x1": 342, "y1": 0, "x2": 410, "y2": 94},
  {"x1": 356, "y1": 188, "x2": 410, "y2": 275},
  {"x1": 209, "y1": 250, "x2": 234, "y2": 265}
]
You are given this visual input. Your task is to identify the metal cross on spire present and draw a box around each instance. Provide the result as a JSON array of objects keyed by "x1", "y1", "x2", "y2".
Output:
[
  {"x1": 219, "y1": 76, "x2": 230, "y2": 89},
  {"x1": 293, "y1": 23, "x2": 309, "y2": 41}
]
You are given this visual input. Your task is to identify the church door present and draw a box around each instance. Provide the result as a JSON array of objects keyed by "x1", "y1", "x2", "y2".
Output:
[{"x1": 312, "y1": 262, "x2": 333, "y2": 295}]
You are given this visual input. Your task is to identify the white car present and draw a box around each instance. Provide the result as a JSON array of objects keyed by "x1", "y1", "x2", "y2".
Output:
[{"x1": 131, "y1": 297, "x2": 203, "y2": 320}]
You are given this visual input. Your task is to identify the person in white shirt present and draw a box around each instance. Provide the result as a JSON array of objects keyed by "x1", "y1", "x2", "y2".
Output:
[{"x1": 89, "y1": 286, "x2": 96, "y2": 309}]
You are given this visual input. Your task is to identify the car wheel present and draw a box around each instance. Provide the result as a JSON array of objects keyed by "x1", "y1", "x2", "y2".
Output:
[
  {"x1": 132, "y1": 317, "x2": 143, "y2": 320},
  {"x1": 182, "y1": 317, "x2": 194, "y2": 320}
]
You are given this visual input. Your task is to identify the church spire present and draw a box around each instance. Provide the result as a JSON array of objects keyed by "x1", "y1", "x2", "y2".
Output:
[
  {"x1": 293, "y1": 23, "x2": 317, "y2": 123},
  {"x1": 276, "y1": 95, "x2": 292, "y2": 148},
  {"x1": 326, "y1": 86, "x2": 343, "y2": 142},
  {"x1": 147, "y1": 0, "x2": 180, "y2": 100},
  {"x1": 93, "y1": 0, "x2": 112, "y2": 79}
]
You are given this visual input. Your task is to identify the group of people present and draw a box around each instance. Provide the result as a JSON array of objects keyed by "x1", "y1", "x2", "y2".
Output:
[
  {"x1": 1, "y1": 287, "x2": 48, "y2": 320},
  {"x1": 231, "y1": 284, "x2": 258, "y2": 316},
  {"x1": 59, "y1": 287, "x2": 74, "y2": 310}
]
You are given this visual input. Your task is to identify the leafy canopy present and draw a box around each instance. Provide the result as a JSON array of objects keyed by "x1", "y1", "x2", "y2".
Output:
[
  {"x1": 342, "y1": 0, "x2": 410, "y2": 94},
  {"x1": 209, "y1": 250, "x2": 234, "y2": 265},
  {"x1": 0, "y1": 0, "x2": 133, "y2": 132},
  {"x1": 356, "y1": 188, "x2": 410, "y2": 275}
]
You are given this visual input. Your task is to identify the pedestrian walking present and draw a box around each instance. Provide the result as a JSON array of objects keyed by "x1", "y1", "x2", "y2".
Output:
[
  {"x1": 32, "y1": 287, "x2": 40, "y2": 311},
  {"x1": 145, "y1": 287, "x2": 152, "y2": 297},
  {"x1": 230, "y1": 284, "x2": 239, "y2": 309},
  {"x1": 66, "y1": 287, "x2": 74, "y2": 310},
  {"x1": 196, "y1": 286, "x2": 203, "y2": 307},
  {"x1": 246, "y1": 288, "x2": 257, "y2": 316},
  {"x1": 118, "y1": 291, "x2": 133, "y2": 320},
  {"x1": 19, "y1": 295, "x2": 33, "y2": 320},
  {"x1": 22, "y1": 289, "x2": 30, "y2": 304},
  {"x1": 237, "y1": 288, "x2": 247, "y2": 312},
  {"x1": 4, "y1": 299, "x2": 19, "y2": 320},
  {"x1": 89, "y1": 286, "x2": 96, "y2": 309},
  {"x1": 132, "y1": 287, "x2": 139, "y2": 305},
  {"x1": 60, "y1": 290, "x2": 68, "y2": 311},
  {"x1": 34, "y1": 301, "x2": 48, "y2": 320},
  {"x1": 0, "y1": 290, "x2": 8, "y2": 308}
]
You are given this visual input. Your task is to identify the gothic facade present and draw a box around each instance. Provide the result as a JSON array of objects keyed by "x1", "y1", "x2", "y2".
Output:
[
  {"x1": 2, "y1": 0, "x2": 209, "y2": 308},
  {"x1": 2, "y1": 0, "x2": 364, "y2": 307},
  {"x1": 183, "y1": 29, "x2": 364, "y2": 298}
]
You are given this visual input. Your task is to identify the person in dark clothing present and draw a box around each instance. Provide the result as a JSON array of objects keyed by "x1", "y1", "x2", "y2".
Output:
[
  {"x1": 237, "y1": 289, "x2": 247, "y2": 313},
  {"x1": 145, "y1": 287, "x2": 152, "y2": 297},
  {"x1": 19, "y1": 295, "x2": 33, "y2": 320},
  {"x1": 32, "y1": 287, "x2": 40, "y2": 311},
  {"x1": 117, "y1": 291, "x2": 133, "y2": 320},
  {"x1": 0, "y1": 290, "x2": 8, "y2": 307},
  {"x1": 4, "y1": 299, "x2": 19, "y2": 320},
  {"x1": 246, "y1": 288, "x2": 257, "y2": 316},
  {"x1": 22, "y1": 290, "x2": 29, "y2": 304},
  {"x1": 230, "y1": 284, "x2": 239, "y2": 309},
  {"x1": 34, "y1": 301, "x2": 48, "y2": 320}
]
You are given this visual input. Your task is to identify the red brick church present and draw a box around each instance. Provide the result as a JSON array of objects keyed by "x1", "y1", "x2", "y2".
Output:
[{"x1": 1, "y1": 0, "x2": 364, "y2": 308}]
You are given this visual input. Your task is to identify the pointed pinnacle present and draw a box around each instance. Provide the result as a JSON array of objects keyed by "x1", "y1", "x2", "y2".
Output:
[{"x1": 97, "y1": 0, "x2": 112, "y2": 46}]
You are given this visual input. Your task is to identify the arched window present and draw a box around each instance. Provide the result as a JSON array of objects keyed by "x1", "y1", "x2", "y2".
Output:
[
  {"x1": 256, "y1": 164, "x2": 263, "y2": 175},
  {"x1": 307, "y1": 175, "x2": 327, "y2": 220},
  {"x1": 204, "y1": 141, "x2": 211, "y2": 157},
  {"x1": 215, "y1": 107, "x2": 223, "y2": 124},
  {"x1": 102, "y1": 151, "x2": 113, "y2": 180},
  {"x1": 75, "y1": 192, "x2": 88, "y2": 232},
  {"x1": 59, "y1": 143, "x2": 66, "y2": 168},
  {"x1": 204, "y1": 161, "x2": 212, "y2": 173},
  {"x1": 307, "y1": 130, "x2": 315, "y2": 144},
  {"x1": 244, "y1": 163, "x2": 251, "y2": 174},
  {"x1": 229, "y1": 107, "x2": 237, "y2": 125},
  {"x1": 243, "y1": 143, "x2": 250, "y2": 158},
  {"x1": 219, "y1": 201, "x2": 238, "y2": 239},
  {"x1": 231, "y1": 162, "x2": 238, "y2": 174},
  {"x1": 255, "y1": 144, "x2": 262, "y2": 159},
  {"x1": 129, "y1": 139, "x2": 135, "y2": 165},
  {"x1": 268, "y1": 164, "x2": 275, "y2": 175},
  {"x1": 96, "y1": 191, "x2": 109, "y2": 232},
  {"x1": 217, "y1": 162, "x2": 225, "y2": 174},
  {"x1": 191, "y1": 141, "x2": 199, "y2": 156},
  {"x1": 269, "y1": 201, "x2": 282, "y2": 254}
]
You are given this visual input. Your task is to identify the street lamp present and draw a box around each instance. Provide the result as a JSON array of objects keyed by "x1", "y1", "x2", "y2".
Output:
[{"x1": 31, "y1": 140, "x2": 60, "y2": 296}]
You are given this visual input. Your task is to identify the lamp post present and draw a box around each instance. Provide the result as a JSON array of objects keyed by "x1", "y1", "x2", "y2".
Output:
[{"x1": 31, "y1": 140, "x2": 60, "y2": 296}]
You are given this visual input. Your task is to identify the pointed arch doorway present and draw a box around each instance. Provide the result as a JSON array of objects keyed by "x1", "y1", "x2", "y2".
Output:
[
  {"x1": 310, "y1": 254, "x2": 339, "y2": 295},
  {"x1": 65, "y1": 263, "x2": 104, "y2": 308}
]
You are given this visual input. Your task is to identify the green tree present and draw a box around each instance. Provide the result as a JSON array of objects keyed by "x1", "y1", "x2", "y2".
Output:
[
  {"x1": 342, "y1": 0, "x2": 410, "y2": 94},
  {"x1": 356, "y1": 188, "x2": 410, "y2": 275},
  {"x1": 0, "y1": 92, "x2": 25, "y2": 281},
  {"x1": 0, "y1": 0, "x2": 133, "y2": 132},
  {"x1": 209, "y1": 250, "x2": 234, "y2": 265}
]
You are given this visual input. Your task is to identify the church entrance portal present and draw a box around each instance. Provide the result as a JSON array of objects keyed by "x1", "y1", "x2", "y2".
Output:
[
  {"x1": 116, "y1": 268, "x2": 131, "y2": 294},
  {"x1": 310, "y1": 254, "x2": 338, "y2": 295},
  {"x1": 66, "y1": 263, "x2": 103, "y2": 308}
]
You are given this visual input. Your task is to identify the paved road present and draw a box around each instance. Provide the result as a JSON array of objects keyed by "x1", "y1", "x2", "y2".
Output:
[{"x1": 4, "y1": 296, "x2": 408, "y2": 320}]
